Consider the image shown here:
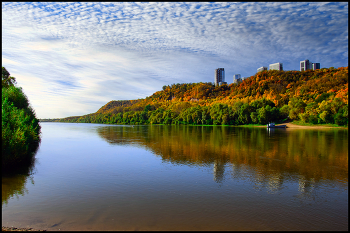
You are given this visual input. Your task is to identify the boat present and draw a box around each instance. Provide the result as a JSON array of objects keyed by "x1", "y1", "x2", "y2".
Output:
[{"x1": 267, "y1": 122, "x2": 287, "y2": 128}]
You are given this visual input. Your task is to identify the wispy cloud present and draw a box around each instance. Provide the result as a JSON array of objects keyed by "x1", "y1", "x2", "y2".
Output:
[{"x1": 2, "y1": 2, "x2": 348, "y2": 118}]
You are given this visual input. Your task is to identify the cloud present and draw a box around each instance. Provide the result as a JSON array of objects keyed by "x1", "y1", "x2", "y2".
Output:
[
  {"x1": 2, "y1": 57, "x2": 19, "y2": 65},
  {"x1": 2, "y1": 2, "x2": 348, "y2": 118}
]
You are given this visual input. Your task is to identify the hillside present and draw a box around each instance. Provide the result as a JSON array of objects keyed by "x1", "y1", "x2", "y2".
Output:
[
  {"x1": 58, "y1": 67, "x2": 348, "y2": 126},
  {"x1": 96, "y1": 99, "x2": 141, "y2": 114}
]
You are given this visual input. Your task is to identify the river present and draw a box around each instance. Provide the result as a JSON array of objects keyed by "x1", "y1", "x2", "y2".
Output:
[{"x1": 2, "y1": 122, "x2": 348, "y2": 230}]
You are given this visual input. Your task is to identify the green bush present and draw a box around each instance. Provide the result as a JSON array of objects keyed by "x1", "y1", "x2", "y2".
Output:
[{"x1": 2, "y1": 85, "x2": 41, "y2": 168}]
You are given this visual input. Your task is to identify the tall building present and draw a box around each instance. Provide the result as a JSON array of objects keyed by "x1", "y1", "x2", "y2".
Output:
[
  {"x1": 269, "y1": 62, "x2": 283, "y2": 71},
  {"x1": 300, "y1": 59, "x2": 311, "y2": 71},
  {"x1": 257, "y1": 66, "x2": 268, "y2": 73},
  {"x1": 312, "y1": 63, "x2": 320, "y2": 70},
  {"x1": 300, "y1": 59, "x2": 320, "y2": 71},
  {"x1": 215, "y1": 68, "x2": 225, "y2": 86},
  {"x1": 233, "y1": 74, "x2": 242, "y2": 84}
]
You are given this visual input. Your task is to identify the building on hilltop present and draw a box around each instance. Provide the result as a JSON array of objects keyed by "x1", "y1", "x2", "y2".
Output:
[
  {"x1": 257, "y1": 66, "x2": 268, "y2": 73},
  {"x1": 300, "y1": 59, "x2": 311, "y2": 71},
  {"x1": 269, "y1": 62, "x2": 283, "y2": 71},
  {"x1": 300, "y1": 59, "x2": 320, "y2": 71},
  {"x1": 215, "y1": 68, "x2": 225, "y2": 86},
  {"x1": 312, "y1": 63, "x2": 320, "y2": 70},
  {"x1": 233, "y1": 74, "x2": 242, "y2": 84}
]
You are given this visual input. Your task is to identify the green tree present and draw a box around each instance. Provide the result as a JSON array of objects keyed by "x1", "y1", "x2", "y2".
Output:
[
  {"x1": 2, "y1": 67, "x2": 17, "y2": 88},
  {"x1": 250, "y1": 111, "x2": 258, "y2": 123},
  {"x1": 279, "y1": 104, "x2": 289, "y2": 119},
  {"x1": 2, "y1": 83, "x2": 41, "y2": 169},
  {"x1": 334, "y1": 105, "x2": 348, "y2": 126},
  {"x1": 238, "y1": 103, "x2": 251, "y2": 124},
  {"x1": 257, "y1": 107, "x2": 267, "y2": 124},
  {"x1": 144, "y1": 104, "x2": 152, "y2": 112},
  {"x1": 163, "y1": 110, "x2": 173, "y2": 125},
  {"x1": 288, "y1": 97, "x2": 307, "y2": 120},
  {"x1": 319, "y1": 110, "x2": 333, "y2": 124}
]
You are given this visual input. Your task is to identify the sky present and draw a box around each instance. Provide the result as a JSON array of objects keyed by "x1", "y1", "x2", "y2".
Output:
[{"x1": 2, "y1": 2, "x2": 348, "y2": 119}]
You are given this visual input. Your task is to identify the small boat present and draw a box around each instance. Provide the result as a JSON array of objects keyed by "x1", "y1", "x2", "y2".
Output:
[{"x1": 267, "y1": 122, "x2": 286, "y2": 128}]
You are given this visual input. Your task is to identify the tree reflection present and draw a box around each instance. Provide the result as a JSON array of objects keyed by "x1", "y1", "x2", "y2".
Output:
[
  {"x1": 2, "y1": 155, "x2": 37, "y2": 206},
  {"x1": 96, "y1": 125, "x2": 348, "y2": 189}
]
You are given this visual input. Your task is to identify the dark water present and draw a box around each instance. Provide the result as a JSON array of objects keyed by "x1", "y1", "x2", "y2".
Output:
[{"x1": 2, "y1": 123, "x2": 348, "y2": 230}]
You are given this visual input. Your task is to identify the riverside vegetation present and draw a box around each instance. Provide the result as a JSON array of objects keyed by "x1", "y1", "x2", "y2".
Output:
[
  {"x1": 54, "y1": 67, "x2": 348, "y2": 127},
  {"x1": 2, "y1": 67, "x2": 41, "y2": 172}
]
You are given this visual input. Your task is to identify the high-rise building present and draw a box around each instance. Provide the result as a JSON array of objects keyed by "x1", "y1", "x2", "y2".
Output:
[
  {"x1": 269, "y1": 62, "x2": 283, "y2": 71},
  {"x1": 312, "y1": 63, "x2": 320, "y2": 70},
  {"x1": 233, "y1": 74, "x2": 242, "y2": 84},
  {"x1": 300, "y1": 59, "x2": 321, "y2": 71},
  {"x1": 257, "y1": 66, "x2": 268, "y2": 73},
  {"x1": 300, "y1": 59, "x2": 311, "y2": 71},
  {"x1": 215, "y1": 68, "x2": 225, "y2": 86}
]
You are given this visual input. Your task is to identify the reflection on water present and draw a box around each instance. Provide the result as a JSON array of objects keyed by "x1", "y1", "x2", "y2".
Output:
[
  {"x1": 2, "y1": 157, "x2": 37, "y2": 206},
  {"x1": 2, "y1": 137, "x2": 40, "y2": 207},
  {"x1": 96, "y1": 125, "x2": 348, "y2": 189},
  {"x1": 2, "y1": 123, "x2": 348, "y2": 231}
]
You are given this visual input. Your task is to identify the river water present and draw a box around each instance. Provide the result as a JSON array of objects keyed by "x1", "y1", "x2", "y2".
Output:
[{"x1": 2, "y1": 122, "x2": 348, "y2": 230}]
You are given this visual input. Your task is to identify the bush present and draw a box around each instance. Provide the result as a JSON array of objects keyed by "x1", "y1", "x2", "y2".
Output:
[{"x1": 2, "y1": 86, "x2": 41, "y2": 168}]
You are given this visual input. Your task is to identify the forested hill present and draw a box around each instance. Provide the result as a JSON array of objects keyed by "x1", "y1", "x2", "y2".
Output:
[
  {"x1": 58, "y1": 67, "x2": 348, "y2": 126},
  {"x1": 96, "y1": 100, "x2": 141, "y2": 114}
]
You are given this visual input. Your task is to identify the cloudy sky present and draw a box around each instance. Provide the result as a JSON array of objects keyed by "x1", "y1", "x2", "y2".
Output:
[{"x1": 2, "y1": 2, "x2": 348, "y2": 119}]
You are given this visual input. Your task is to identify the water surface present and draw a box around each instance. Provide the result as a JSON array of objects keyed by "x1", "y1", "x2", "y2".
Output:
[{"x1": 2, "y1": 123, "x2": 348, "y2": 230}]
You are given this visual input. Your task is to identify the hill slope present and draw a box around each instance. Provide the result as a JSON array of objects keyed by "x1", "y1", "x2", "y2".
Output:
[{"x1": 59, "y1": 67, "x2": 348, "y2": 126}]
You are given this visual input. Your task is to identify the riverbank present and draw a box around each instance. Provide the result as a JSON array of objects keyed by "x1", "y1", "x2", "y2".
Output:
[
  {"x1": 280, "y1": 122, "x2": 347, "y2": 129},
  {"x1": 2, "y1": 227, "x2": 46, "y2": 231},
  {"x1": 236, "y1": 122, "x2": 347, "y2": 129}
]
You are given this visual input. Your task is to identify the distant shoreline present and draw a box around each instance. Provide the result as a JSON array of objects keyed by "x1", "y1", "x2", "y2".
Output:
[{"x1": 39, "y1": 121, "x2": 348, "y2": 129}]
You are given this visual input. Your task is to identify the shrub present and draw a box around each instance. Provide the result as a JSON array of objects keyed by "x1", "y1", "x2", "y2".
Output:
[{"x1": 2, "y1": 86, "x2": 41, "y2": 168}]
